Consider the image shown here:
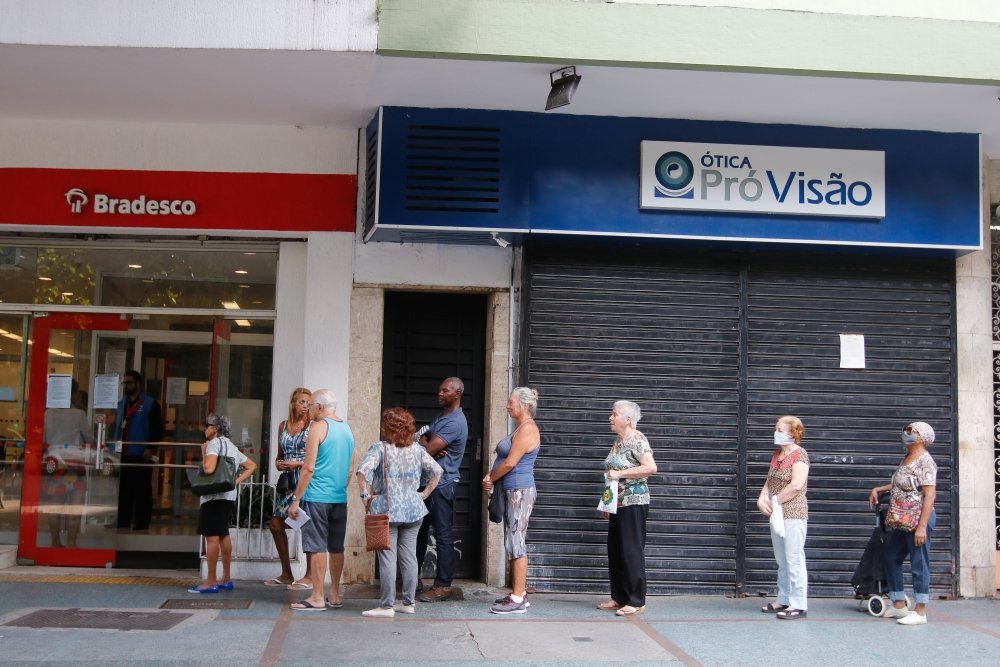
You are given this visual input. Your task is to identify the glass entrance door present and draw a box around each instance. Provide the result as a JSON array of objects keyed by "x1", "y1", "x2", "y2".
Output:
[{"x1": 20, "y1": 313, "x2": 128, "y2": 566}]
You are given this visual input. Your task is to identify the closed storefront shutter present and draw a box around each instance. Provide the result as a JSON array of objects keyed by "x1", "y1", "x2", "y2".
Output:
[
  {"x1": 743, "y1": 259, "x2": 955, "y2": 597},
  {"x1": 523, "y1": 247, "x2": 743, "y2": 594},
  {"x1": 522, "y1": 244, "x2": 955, "y2": 597}
]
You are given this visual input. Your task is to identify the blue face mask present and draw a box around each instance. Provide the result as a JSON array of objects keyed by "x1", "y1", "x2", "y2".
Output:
[
  {"x1": 774, "y1": 432, "x2": 795, "y2": 447},
  {"x1": 901, "y1": 431, "x2": 919, "y2": 447}
]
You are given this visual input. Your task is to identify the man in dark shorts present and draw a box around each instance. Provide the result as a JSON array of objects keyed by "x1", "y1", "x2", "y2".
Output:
[
  {"x1": 417, "y1": 377, "x2": 469, "y2": 602},
  {"x1": 287, "y1": 389, "x2": 355, "y2": 611}
]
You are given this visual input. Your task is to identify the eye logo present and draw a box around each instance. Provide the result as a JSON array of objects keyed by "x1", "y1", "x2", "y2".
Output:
[
  {"x1": 653, "y1": 151, "x2": 694, "y2": 199},
  {"x1": 65, "y1": 188, "x2": 89, "y2": 213}
]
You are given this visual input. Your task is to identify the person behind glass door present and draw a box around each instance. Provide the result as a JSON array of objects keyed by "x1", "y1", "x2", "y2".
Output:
[
  {"x1": 263, "y1": 387, "x2": 313, "y2": 590},
  {"x1": 114, "y1": 370, "x2": 164, "y2": 530},
  {"x1": 43, "y1": 384, "x2": 95, "y2": 547}
]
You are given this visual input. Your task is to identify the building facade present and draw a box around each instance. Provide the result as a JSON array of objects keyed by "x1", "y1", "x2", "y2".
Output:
[{"x1": 0, "y1": 0, "x2": 997, "y2": 597}]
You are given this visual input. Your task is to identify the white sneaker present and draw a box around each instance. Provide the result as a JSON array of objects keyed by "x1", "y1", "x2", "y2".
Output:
[
  {"x1": 882, "y1": 605, "x2": 909, "y2": 619},
  {"x1": 361, "y1": 606, "x2": 395, "y2": 618},
  {"x1": 897, "y1": 611, "x2": 927, "y2": 625},
  {"x1": 394, "y1": 602, "x2": 416, "y2": 614}
]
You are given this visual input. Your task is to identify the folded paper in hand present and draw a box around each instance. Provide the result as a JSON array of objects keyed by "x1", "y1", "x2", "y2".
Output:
[
  {"x1": 769, "y1": 495, "x2": 785, "y2": 537},
  {"x1": 284, "y1": 507, "x2": 311, "y2": 530},
  {"x1": 597, "y1": 474, "x2": 618, "y2": 514}
]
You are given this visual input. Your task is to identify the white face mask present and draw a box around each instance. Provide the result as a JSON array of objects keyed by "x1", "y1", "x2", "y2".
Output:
[{"x1": 774, "y1": 432, "x2": 795, "y2": 447}]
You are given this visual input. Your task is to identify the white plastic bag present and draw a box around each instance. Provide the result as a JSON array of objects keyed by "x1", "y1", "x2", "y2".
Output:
[
  {"x1": 769, "y1": 495, "x2": 785, "y2": 537},
  {"x1": 597, "y1": 474, "x2": 618, "y2": 514}
]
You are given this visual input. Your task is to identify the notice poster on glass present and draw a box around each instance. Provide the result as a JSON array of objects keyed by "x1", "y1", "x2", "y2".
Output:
[
  {"x1": 839, "y1": 334, "x2": 866, "y2": 369},
  {"x1": 46, "y1": 374, "x2": 73, "y2": 409},
  {"x1": 105, "y1": 350, "x2": 126, "y2": 376},
  {"x1": 166, "y1": 377, "x2": 188, "y2": 405},
  {"x1": 93, "y1": 373, "x2": 121, "y2": 409}
]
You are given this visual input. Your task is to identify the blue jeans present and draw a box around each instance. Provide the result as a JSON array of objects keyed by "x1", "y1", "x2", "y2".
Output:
[
  {"x1": 883, "y1": 511, "x2": 935, "y2": 605},
  {"x1": 770, "y1": 518, "x2": 808, "y2": 610},
  {"x1": 376, "y1": 520, "x2": 421, "y2": 608},
  {"x1": 415, "y1": 480, "x2": 456, "y2": 587}
]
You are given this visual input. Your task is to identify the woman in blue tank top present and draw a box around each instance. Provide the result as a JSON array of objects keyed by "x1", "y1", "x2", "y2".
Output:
[{"x1": 482, "y1": 387, "x2": 541, "y2": 615}]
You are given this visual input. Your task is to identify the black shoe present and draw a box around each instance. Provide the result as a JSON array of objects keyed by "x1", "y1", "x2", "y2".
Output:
[{"x1": 416, "y1": 581, "x2": 430, "y2": 594}]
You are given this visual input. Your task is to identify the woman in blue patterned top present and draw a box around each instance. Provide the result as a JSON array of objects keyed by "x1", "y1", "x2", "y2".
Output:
[
  {"x1": 263, "y1": 387, "x2": 313, "y2": 589},
  {"x1": 598, "y1": 400, "x2": 657, "y2": 617},
  {"x1": 356, "y1": 407, "x2": 443, "y2": 617}
]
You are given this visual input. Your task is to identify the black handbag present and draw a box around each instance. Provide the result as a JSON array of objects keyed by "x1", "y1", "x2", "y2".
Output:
[
  {"x1": 488, "y1": 485, "x2": 504, "y2": 523},
  {"x1": 275, "y1": 470, "x2": 295, "y2": 495},
  {"x1": 190, "y1": 437, "x2": 237, "y2": 496}
]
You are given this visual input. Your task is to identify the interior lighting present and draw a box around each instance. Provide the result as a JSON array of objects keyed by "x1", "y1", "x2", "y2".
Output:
[
  {"x1": 221, "y1": 301, "x2": 240, "y2": 310},
  {"x1": 128, "y1": 264, "x2": 142, "y2": 269},
  {"x1": 234, "y1": 319, "x2": 252, "y2": 327},
  {"x1": 234, "y1": 270, "x2": 248, "y2": 275},
  {"x1": 38, "y1": 276, "x2": 52, "y2": 281},
  {"x1": 545, "y1": 66, "x2": 581, "y2": 111}
]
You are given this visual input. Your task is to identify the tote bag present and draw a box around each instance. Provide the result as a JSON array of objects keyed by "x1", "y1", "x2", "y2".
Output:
[{"x1": 190, "y1": 438, "x2": 237, "y2": 496}]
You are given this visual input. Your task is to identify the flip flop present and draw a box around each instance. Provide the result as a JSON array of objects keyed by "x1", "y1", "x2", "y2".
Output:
[
  {"x1": 287, "y1": 582, "x2": 313, "y2": 591},
  {"x1": 615, "y1": 605, "x2": 645, "y2": 616},
  {"x1": 597, "y1": 599, "x2": 622, "y2": 610},
  {"x1": 776, "y1": 609, "x2": 807, "y2": 620},
  {"x1": 761, "y1": 603, "x2": 788, "y2": 613},
  {"x1": 290, "y1": 600, "x2": 326, "y2": 612},
  {"x1": 326, "y1": 600, "x2": 343, "y2": 609},
  {"x1": 263, "y1": 578, "x2": 292, "y2": 587}
]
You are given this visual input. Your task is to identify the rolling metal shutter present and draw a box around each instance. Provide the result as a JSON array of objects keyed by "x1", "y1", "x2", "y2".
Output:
[
  {"x1": 522, "y1": 244, "x2": 956, "y2": 597},
  {"x1": 522, "y1": 247, "x2": 743, "y2": 594},
  {"x1": 742, "y1": 258, "x2": 955, "y2": 597}
]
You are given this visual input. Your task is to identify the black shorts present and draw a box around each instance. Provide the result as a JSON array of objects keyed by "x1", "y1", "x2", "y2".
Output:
[{"x1": 198, "y1": 499, "x2": 234, "y2": 537}]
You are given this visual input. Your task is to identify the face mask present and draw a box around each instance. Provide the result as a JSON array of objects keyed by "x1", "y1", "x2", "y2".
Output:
[
  {"x1": 901, "y1": 431, "x2": 919, "y2": 447},
  {"x1": 774, "y1": 432, "x2": 795, "y2": 447}
]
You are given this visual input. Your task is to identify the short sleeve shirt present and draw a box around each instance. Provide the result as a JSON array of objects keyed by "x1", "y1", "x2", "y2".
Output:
[
  {"x1": 766, "y1": 447, "x2": 810, "y2": 520},
  {"x1": 604, "y1": 431, "x2": 653, "y2": 507},
  {"x1": 200, "y1": 436, "x2": 248, "y2": 504},
  {"x1": 426, "y1": 408, "x2": 468, "y2": 486},
  {"x1": 890, "y1": 452, "x2": 937, "y2": 513},
  {"x1": 357, "y1": 441, "x2": 443, "y2": 524}
]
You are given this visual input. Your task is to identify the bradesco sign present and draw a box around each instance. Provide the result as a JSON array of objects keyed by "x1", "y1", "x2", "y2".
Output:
[
  {"x1": 640, "y1": 141, "x2": 885, "y2": 218},
  {"x1": 64, "y1": 187, "x2": 196, "y2": 216}
]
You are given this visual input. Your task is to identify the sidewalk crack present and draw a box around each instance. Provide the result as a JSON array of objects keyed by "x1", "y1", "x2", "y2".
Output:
[{"x1": 467, "y1": 622, "x2": 486, "y2": 659}]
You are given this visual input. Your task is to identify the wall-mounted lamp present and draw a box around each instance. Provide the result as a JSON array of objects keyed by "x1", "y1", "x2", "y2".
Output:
[
  {"x1": 545, "y1": 66, "x2": 581, "y2": 111},
  {"x1": 491, "y1": 231, "x2": 511, "y2": 248}
]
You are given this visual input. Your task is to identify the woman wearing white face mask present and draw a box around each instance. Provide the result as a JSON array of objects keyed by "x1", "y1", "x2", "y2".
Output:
[
  {"x1": 868, "y1": 422, "x2": 937, "y2": 625},
  {"x1": 756, "y1": 415, "x2": 809, "y2": 620}
]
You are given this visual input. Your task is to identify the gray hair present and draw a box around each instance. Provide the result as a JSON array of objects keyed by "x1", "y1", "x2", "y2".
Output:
[
  {"x1": 205, "y1": 413, "x2": 232, "y2": 438},
  {"x1": 613, "y1": 400, "x2": 642, "y2": 426},
  {"x1": 510, "y1": 386, "x2": 539, "y2": 417},
  {"x1": 312, "y1": 388, "x2": 337, "y2": 412}
]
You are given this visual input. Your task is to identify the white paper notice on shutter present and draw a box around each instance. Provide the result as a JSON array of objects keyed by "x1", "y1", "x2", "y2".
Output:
[{"x1": 839, "y1": 334, "x2": 866, "y2": 369}]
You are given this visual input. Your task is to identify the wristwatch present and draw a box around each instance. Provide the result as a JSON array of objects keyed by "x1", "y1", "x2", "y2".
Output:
[{"x1": 290, "y1": 494, "x2": 297, "y2": 503}]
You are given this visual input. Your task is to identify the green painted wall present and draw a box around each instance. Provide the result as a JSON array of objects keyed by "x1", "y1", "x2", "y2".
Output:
[{"x1": 378, "y1": 0, "x2": 1000, "y2": 83}]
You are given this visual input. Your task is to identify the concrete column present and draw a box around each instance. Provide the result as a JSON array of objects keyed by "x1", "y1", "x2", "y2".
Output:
[
  {"x1": 483, "y1": 290, "x2": 512, "y2": 587},
  {"x1": 343, "y1": 286, "x2": 384, "y2": 583},
  {"x1": 955, "y1": 155, "x2": 996, "y2": 597}
]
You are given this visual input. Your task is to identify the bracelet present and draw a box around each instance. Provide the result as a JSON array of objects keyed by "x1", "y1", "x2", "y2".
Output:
[{"x1": 360, "y1": 492, "x2": 370, "y2": 499}]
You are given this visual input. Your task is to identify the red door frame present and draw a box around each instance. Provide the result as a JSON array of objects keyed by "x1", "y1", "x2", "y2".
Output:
[
  {"x1": 20, "y1": 312, "x2": 129, "y2": 566},
  {"x1": 208, "y1": 318, "x2": 231, "y2": 412}
]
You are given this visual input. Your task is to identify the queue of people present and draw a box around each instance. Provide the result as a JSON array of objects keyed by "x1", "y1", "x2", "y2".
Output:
[{"x1": 181, "y1": 375, "x2": 938, "y2": 626}]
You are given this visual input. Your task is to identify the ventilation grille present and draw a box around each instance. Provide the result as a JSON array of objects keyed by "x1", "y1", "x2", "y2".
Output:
[
  {"x1": 363, "y1": 118, "x2": 380, "y2": 239},
  {"x1": 404, "y1": 124, "x2": 500, "y2": 214}
]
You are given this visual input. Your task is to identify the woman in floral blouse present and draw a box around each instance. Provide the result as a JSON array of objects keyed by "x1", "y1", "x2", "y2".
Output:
[
  {"x1": 757, "y1": 415, "x2": 810, "y2": 620},
  {"x1": 868, "y1": 421, "x2": 937, "y2": 626},
  {"x1": 356, "y1": 407, "x2": 442, "y2": 617},
  {"x1": 598, "y1": 400, "x2": 657, "y2": 617}
]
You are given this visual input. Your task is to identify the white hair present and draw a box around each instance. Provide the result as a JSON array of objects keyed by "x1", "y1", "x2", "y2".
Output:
[
  {"x1": 613, "y1": 400, "x2": 642, "y2": 426},
  {"x1": 312, "y1": 388, "x2": 337, "y2": 412},
  {"x1": 510, "y1": 386, "x2": 539, "y2": 417}
]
